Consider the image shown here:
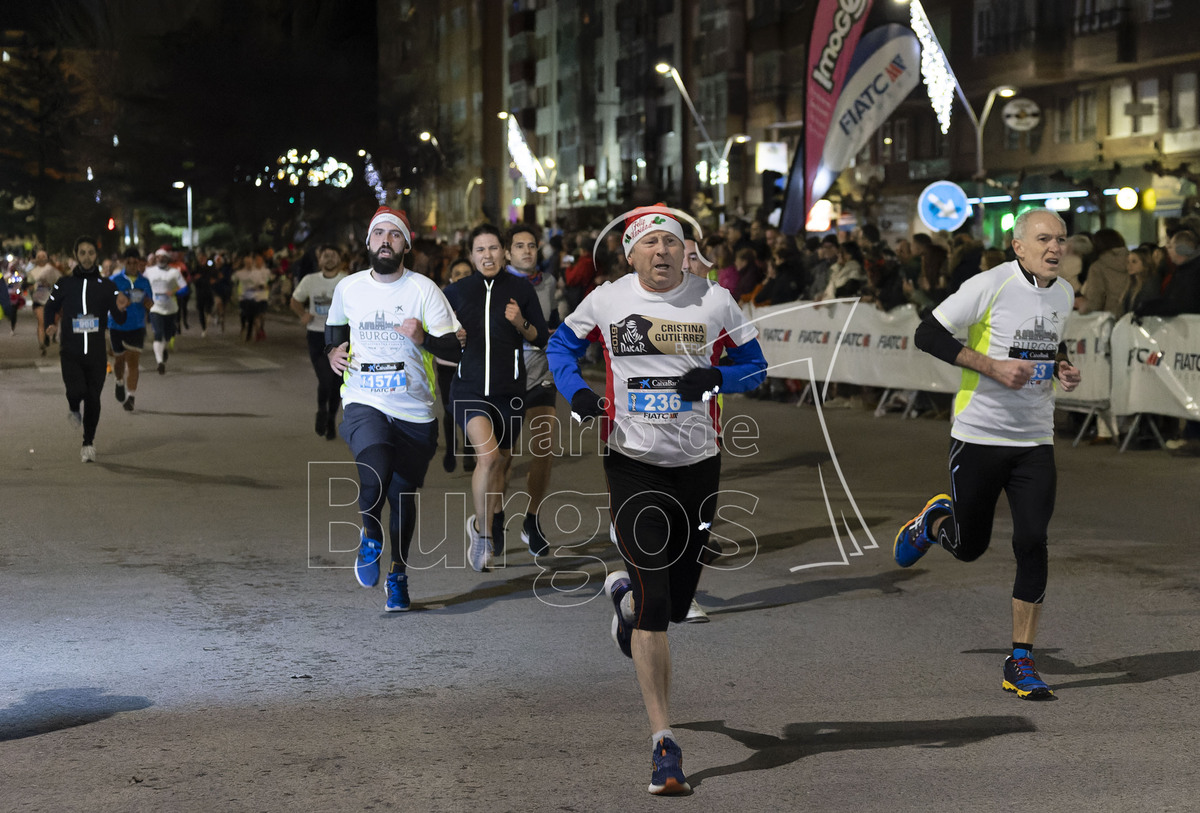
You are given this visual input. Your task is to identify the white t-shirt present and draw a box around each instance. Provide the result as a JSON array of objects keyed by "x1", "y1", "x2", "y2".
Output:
[
  {"x1": 933, "y1": 260, "x2": 1074, "y2": 446},
  {"x1": 509, "y1": 264, "x2": 556, "y2": 389},
  {"x1": 292, "y1": 271, "x2": 347, "y2": 332},
  {"x1": 235, "y1": 267, "x2": 272, "y2": 302},
  {"x1": 30, "y1": 263, "x2": 60, "y2": 305},
  {"x1": 562, "y1": 272, "x2": 758, "y2": 467},
  {"x1": 327, "y1": 269, "x2": 461, "y2": 423},
  {"x1": 144, "y1": 264, "x2": 186, "y2": 314}
]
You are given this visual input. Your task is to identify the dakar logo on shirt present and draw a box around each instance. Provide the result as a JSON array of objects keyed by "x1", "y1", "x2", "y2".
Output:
[{"x1": 610, "y1": 315, "x2": 707, "y2": 356}]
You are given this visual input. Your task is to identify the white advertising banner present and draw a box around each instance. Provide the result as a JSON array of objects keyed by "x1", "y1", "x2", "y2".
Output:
[
  {"x1": 1110, "y1": 313, "x2": 1200, "y2": 421},
  {"x1": 1055, "y1": 311, "x2": 1114, "y2": 408},
  {"x1": 748, "y1": 301, "x2": 959, "y2": 392},
  {"x1": 748, "y1": 301, "x2": 1115, "y2": 403}
]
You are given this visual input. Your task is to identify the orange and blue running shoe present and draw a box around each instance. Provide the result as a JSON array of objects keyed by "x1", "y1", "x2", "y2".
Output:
[
  {"x1": 648, "y1": 736, "x2": 691, "y2": 795},
  {"x1": 893, "y1": 494, "x2": 952, "y2": 567},
  {"x1": 1003, "y1": 655, "x2": 1055, "y2": 700}
]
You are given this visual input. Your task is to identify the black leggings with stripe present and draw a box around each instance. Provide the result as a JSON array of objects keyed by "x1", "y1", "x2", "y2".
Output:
[{"x1": 934, "y1": 440, "x2": 1056, "y2": 604}]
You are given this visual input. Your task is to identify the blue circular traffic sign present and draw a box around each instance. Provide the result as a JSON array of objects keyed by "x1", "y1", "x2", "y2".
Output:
[{"x1": 917, "y1": 181, "x2": 970, "y2": 232}]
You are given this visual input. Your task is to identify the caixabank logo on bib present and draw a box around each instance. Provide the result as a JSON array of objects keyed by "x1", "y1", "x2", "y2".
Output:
[
  {"x1": 609, "y1": 315, "x2": 707, "y2": 356},
  {"x1": 1008, "y1": 314, "x2": 1059, "y2": 386},
  {"x1": 357, "y1": 309, "x2": 405, "y2": 352}
]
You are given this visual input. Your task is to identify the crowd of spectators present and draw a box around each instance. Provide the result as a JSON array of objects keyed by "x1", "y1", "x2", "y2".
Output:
[{"x1": 6, "y1": 210, "x2": 1200, "y2": 448}]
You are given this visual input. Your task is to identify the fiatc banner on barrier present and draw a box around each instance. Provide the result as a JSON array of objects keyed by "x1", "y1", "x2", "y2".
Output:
[
  {"x1": 749, "y1": 300, "x2": 1115, "y2": 403},
  {"x1": 1056, "y1": 311, "x2": 1114, "y2": 408},
  {"x1": 1110, "y1": 313, "x2": 1200, "y2": 421},
  {"x1": 748, "y1": 300, "x2": 959, "y2": 392}
]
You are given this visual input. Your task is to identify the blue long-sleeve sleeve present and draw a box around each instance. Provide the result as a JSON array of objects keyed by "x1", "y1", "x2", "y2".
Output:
[
  {"x1": 717, "y1": 338, "x2": 768, "y2": 393},
  {"x1": 546, "y1": 327, "x2": 593, "y2": 401}
]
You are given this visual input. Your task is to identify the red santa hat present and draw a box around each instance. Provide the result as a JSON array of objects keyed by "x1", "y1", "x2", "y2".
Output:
[{"x1": 365, "y1": 206, "x2": 412, "y2": 249}]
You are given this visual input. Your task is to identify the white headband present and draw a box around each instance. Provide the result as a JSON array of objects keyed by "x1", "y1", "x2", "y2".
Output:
[
  {"x1": 592, "y1": 205, "x2": 708, "y2": 264},
  {"x1": 621, "y1": 214, "x2": 686, "y2": 257},
  {"x1": 366, "y1": 211, "x2": 411, "y2": 249}
]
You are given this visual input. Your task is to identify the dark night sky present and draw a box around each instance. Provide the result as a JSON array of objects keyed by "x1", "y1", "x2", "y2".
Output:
[{"x1": 6, "y1": 0, "x2": 379, "y2": 206}]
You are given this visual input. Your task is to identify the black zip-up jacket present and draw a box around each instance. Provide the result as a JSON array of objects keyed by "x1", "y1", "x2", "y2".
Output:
[
  {"x1": 43, "y1": 267, "x2": 126, "y2": 357},
  {"x1": 444, "y1": 270, "x2": 549, "y2": 397}
]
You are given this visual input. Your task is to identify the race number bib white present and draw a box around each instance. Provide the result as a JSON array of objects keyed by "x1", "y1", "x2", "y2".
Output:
[
  {"x1": 314, "y1": 302, "x2": 330, "y2": 316},
  {"x1": 626, "y1": 377, "x2": 691, "y2": 422},
  {"x1": 355, "y1": 361, "x2": 406, "y2": 393},
  {"x1": 130, "y1": 289, "x2": 145, "y2": 303},
  {"x1": 72, "y1": 315, "x2": 100, "y2": 333},
  {"x1": 153, "y1": 293, "x2": 171, "y2": 305}
]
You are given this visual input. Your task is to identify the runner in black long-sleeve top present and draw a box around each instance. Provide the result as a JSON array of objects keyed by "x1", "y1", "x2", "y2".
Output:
[
  {"x1": 443, "y1": 222, "x2": 549, "y2": 571},
  {"x1": 43, "y1": 236, "x2": 129, "y2": 462}
]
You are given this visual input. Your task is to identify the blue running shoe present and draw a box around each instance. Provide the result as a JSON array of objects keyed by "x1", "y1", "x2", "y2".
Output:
[
  {"x1": 355, "y1": 535, "x2": 382, "y2": 587},
  {"x1": 604, "y1": 570, "x2": 634, "y2": 659},
  {"x1": 894, "y1": 493, "x2": 952, "y2": 568},
  {"x1": 384, "y1": 572, "x2": 410, "y2": 612},
  {"x1": 1003, "y1": 655, "x2": 1055, "y2": 700},
  {"x1": 648, "y1": 737, "x2": 691, "y2": 795}
]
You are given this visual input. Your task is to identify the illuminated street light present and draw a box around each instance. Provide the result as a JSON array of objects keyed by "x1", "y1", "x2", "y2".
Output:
[
  {"x1": 967, "y1": 84, "x2": 1019, "y2": 180},
  {"x1": 464, "y1": 176, "x2": 484, "y2": 220},
  {"x1": 419, "y1": 131, "x2": 444, "y2": 163},
  {"x1": 1115, "y1": 187, "x2": 1140, "y2": 210},
  {"x1": 173, "y1": 181, "x2": 193, "y2": 248},
  {"x1": 658, "y1": 61, "x2": 740, "y2": 220}
]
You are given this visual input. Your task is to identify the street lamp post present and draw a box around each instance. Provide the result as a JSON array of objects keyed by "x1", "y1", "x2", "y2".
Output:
[
  {"x1": 172, "y1": 181, "x2": 193, "y2": 249},
  {"x1": 656, "y1": 62, "x2": 741, "y2": 222},
  {"x1": 964, "y1": 85, "x2": 1017, "y2": 180},
  {"x1": 464, "y1": 176, "x2": 483, "y2": 225},
  {"x1": 419, "y1": 132, "x2": 446, "y2": 230},
  {"x1": 419, "y1": 131, "x2": 444, "y2": 161},
  {"x1": 961, "y1": 85, "x2": 1017, "y2": 241},
  {"x1": 542, "y1": 157, "x2": 558, "y2": 228},
  {"x1": 717, "y1": 134, "x2": 751, "y2": 222}
]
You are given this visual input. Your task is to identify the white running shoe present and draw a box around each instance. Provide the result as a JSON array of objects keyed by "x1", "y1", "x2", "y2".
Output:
[
  {"x1": 683, "y1": 599, "x2": 709, "y2": 623},
  {"x1": 466, "y1": 514, "x2": 491, "y2": 572},
  {"x1": 80, "y1": 444, "x2": 96, "y2": 463}
]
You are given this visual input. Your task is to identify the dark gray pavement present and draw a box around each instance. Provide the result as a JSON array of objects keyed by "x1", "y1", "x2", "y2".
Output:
[{"x1": 2, "y1": 312, "x2": 1198, "y2": 812}]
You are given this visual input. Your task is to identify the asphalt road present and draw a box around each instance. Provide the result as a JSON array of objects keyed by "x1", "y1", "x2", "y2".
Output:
[{"x1": 2, "y1": 314, "x2": 1198, "y2": 812}]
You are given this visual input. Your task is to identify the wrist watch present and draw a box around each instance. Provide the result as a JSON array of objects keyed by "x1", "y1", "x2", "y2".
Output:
[{"x1": 522, "y1": 319, "x2": 530, "y2": 330}]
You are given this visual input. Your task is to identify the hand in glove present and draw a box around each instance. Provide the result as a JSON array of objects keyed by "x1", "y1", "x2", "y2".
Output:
[
  {"x1": 570, "y1": 388, "x2": 606, "y2": 422},
  {"x1": 677, "y1": 367, "x2": 723, "y2": 401}
]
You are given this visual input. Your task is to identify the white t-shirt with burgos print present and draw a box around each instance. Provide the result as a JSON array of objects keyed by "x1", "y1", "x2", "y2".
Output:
[
  {"x1": 932, "y1": 260, "x2": 1074, "y2": 447},
  {"x1": 326, "y1": 269, "x2": 460, "y2": 423}
]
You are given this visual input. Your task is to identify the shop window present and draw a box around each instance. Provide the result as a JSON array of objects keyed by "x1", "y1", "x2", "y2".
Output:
[
  {"x1": 893, "y1": 119, "x2": 908, "y2": 162},
  {"x1": 1055, "y1": 97, "x2": 1074, "y2": 143},
  {"x1": 1078, "y1": 89, "x2": 1097, "y2": 141},
  {"x1": 1109, "y1": 79, "x2": 1133, "y2": 138},
  {"x1": 1171, "y1": 72, "x2": 1197, "y2": 130}
]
